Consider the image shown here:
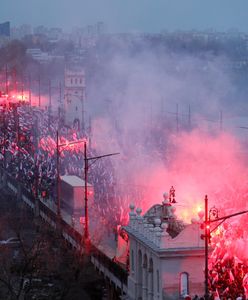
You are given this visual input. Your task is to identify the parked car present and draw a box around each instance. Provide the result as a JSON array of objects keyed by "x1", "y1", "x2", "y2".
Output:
[{"x1": 0, "y1": 237, "x2": 21, "y2": 246}]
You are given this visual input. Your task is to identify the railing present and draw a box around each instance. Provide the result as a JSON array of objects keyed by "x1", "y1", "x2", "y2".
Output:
[{"x1": 0, "y1": 167, "x2": 128, "y2": 292}]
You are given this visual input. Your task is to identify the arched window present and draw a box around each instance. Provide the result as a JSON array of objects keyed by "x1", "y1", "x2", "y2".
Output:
[
  {"x1": 180, "y1": 272, "x2": 189, "y2": 297},
  {"x1": 138, "y1": 250, "x2": 143, "y2": 299},
  {"x1": 143, "y1": 254, "x2": 148, "y2": 299},
  {"x1": 157, "y1": 269, "x2": 160, "y2": 293},
  {"x1": 131, "y1": 250, "x2": 134, "y2": 271},
  {"x1": 148, "y1": 258, "x2": 154, "y2": 298}
]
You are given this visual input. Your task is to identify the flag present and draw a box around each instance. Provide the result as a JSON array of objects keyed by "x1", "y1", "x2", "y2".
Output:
[
  {"x1": 212, "y1": 271, "x2": 219, "y2": 285},
  {"x1": 229, "y1": 269, "x2": 234, "y2": 282},
  {"x1": 214, "y1": 288, "x2": 220, "y2": 300}
]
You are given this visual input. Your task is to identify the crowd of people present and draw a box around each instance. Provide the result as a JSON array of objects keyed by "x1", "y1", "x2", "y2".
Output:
[
  {"x1": 206, "y1": 218, "x2": 248, "y2": 300},
  {"x1": 0, "y1": 103, "x2": 145, "y2": 230}
]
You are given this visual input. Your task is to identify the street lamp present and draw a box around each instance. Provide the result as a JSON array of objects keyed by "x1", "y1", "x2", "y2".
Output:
[
  {"x1": 56, "y1": 131, "x2": 119, "y2": 253},
  {"x1": 83, "y1": 142, "x2": 119, "y2": 253}
]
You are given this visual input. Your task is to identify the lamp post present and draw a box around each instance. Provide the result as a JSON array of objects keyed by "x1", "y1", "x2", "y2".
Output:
[
  {"x1": 33, "y1": 116, "x2": 40, "y2": 218},
  {"x1": 204, "y1": 195, "x2": 210, "y2": 300},
  {"x1": 82, "y1": 141, "x2": 119, "y2": 253},
  {"x1": 56, "y1": 131, "x2": 119, "y2": 252},
  {"x1": 202, "y1": 196, "x2": 248, "y2": 300}
]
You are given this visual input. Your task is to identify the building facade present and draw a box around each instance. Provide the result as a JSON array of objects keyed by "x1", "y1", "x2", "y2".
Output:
[
  {"x1": 124, "y1": 194, "x2": 205, "y2": 300},
  {"x1": 0, "y1": 21, "x2": 10, "y2": 37}
]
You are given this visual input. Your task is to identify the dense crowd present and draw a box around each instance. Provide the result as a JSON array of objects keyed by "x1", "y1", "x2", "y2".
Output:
[
  {"x1": 205, "y1": 218, "x2": 248, "y2": 300},
  {"x1": 0, "y1": 104, "x2": 145, "y2": 230}
]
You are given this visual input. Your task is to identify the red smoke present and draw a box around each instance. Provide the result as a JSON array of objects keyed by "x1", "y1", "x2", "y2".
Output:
[
  {"x1": 132, "y1": 129, "x2": 248, "y2": 262},
  {"x1": 139, "y1": 130, "x2": 248, "y2": 222}
]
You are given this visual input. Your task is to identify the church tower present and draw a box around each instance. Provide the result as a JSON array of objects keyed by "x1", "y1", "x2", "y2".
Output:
[{"x1": 64, "y1": 68, "x2": 86, "y2": 131}]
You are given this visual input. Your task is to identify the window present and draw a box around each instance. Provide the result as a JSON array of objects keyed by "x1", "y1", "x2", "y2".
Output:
[
  {"x1": 71, "y1": 78, "x2": 73, "y2": 84},
  {"x1": 131, "y1": 250, "x2": 134, "y2": 271},
  {"x1": 75, "y1": 78, "x2": 78, "y2": 84},
  {"x1": 75, "y1": 106, "x2": 78, "y2": 111},
  {"x1": 180, "y1": 272, "x2": 189, "y2": 297},
  {"x1": 80, "y1": 78, "x2": 82, "y2": 84},
  {"x1": 157, "y1": 270, "x2": 160, "y2": 292}
]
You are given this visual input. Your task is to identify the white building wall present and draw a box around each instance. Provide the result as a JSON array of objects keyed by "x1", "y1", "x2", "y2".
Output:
[
  {"x1": 128, "y1": 237, "x2": 138, "y2": 300},
  {"x1": 125, "y1": 222, "x2": 205, "y2": 300},
  {"x1": 128, "y1": 238, "x2": 164, "y2": 300},
  {"x1": 161, "y1": 255, "x2": 204, "y2": 299},
  {"x1": 129, "y1": 242, "x2": 204, "y2": 300}
]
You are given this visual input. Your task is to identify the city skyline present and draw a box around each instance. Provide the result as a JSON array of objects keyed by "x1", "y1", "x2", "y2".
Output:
[{"x1": 1, "y1": 0, "x2": 248, "y2": 33}]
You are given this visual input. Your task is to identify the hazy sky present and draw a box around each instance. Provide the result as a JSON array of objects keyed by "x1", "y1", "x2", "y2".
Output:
[{"x1": 1, "y1": 0, "x2": 248, "y2": 33}]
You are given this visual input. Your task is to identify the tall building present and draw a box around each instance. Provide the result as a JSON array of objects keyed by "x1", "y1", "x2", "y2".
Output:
[
  {"x1": 96, "y1": 22, "x2": 105, "y2": 35},
  {"x1": 0, "y1": 21, "x2": 10, "y2": 37},
  {"x1": 124, "y1": 193, "x2": 205, "y2": 300},
  {"x1": 63, "y1": 68, "x2": 86, "y2": 131}
]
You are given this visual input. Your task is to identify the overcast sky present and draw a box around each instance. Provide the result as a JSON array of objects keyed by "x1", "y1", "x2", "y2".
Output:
[{"x1": 1, "y1": 0, "x2": 248, "y2": 33}]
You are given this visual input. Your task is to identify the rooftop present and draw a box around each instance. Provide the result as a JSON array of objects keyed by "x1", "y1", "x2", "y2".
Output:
[
  {"x1": 61, "y1": 175, "x2": 92, "y2": 187},
  {"x1": 124, "y1": 191, "x2": 205, "y2": 252}
]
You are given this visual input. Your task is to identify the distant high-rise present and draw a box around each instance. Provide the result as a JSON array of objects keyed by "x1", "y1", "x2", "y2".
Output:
[
  {"x1": 97, "y1": 22, "x2": 105, "y2": 35},
  {"x1": 0, "y1": 21, "x2": 10, "y2": 37}
]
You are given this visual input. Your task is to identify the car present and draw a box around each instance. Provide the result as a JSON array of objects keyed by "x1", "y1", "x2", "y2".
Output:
[
  {"x1": 22, "y1": 278, "x2": 43, "y2": 290},
  {"x1": 0, "y1": 237, "x2": 21, "y2": 246}
]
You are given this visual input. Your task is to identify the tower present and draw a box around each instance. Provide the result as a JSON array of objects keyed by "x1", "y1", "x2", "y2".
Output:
[{"x1": 64, "y1": 68, "x2": 86, "y2": 131}]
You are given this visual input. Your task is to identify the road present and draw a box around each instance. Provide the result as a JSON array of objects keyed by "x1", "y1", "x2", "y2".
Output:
[{"x1": 0, "y1": 184, "x2": 106, "y2": 300}]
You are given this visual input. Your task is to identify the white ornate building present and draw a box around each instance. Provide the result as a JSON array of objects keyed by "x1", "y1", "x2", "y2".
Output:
[
  {"x1": 64, "y1": 68, "x2": 86, "y2": 131},
  {"x1": 124, "y1": 193, "x2": 205, "y2": 300}
]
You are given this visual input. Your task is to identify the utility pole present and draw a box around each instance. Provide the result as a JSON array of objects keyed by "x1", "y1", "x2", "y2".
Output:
[
  {"x1": 3, "y1": 104, "x2": 6, "y2": 170},
  {"x1": 56, "y1": 130, "x2": 61, "y2": 219},
  {"x1": 21, "y1": 82, "x2": 24, "y2": 102},
  {"x1": 84, "y1": 142, "x2": 89, "y2": 246},
  {"x1": 5, "y1": 64, "x2": 8, "y2": 95},
  {"x1": 188, "y1": 104, "x2": 191, "y2": 130},
  {"x1": 219, "y1": 110, "x2": 223, "y2": 132},
  {"x1": 81, "y1": 94, "x2": 85, "y2": 132},
  {"x1": 58, "y1": 81, "x2": 62, "y2": 126},
  {"x1": 48, "y1": 79, "x2": 52, "y2": 130},
  {"x1": 29, "y1": 75, "x2": 32, "y2": 107},
  {"x1": 161, "y1": 97, "x2": 164, "y2": 119},
  {"x1": 14, "y1": 104, "x2": 22, "y2": 201},
  {"x1": 176, "y1": 103, "x2": 179, "y2": 133},
  {"x1": 83, "y1": 145, "x2": 120, "y2": 253},
  {"x1": 34, "y1": 117, "x2": 39, "y2": 218},
  {"x1": 88, "y1": 116, "x2": 92, "y2": 148},
  {"x1": 15, "y1": 106, "x2": 20, "y2": 178},
  {"x1": 204, "y1": 195, "x2": 209, "y2": 300},
  {"x1": 49, "y1": 79, "x2": 52, "y2": 108},
  {"x1": 2, "y1": 104, "x2": 7, "y2": 186},
  {"x1": 38, "y1": 76, "x2": 41, "y2": 107}
]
